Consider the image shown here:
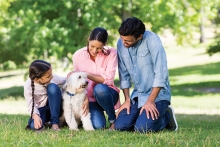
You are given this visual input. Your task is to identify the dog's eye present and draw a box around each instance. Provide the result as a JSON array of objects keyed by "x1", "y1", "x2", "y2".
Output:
[{"x1": 78, "y1": 76, "x2": 81, "y2": 79}]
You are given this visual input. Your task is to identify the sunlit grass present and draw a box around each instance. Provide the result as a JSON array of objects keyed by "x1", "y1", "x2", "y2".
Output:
[{"x1": 0, "y1": 114, "x2": 219, "y2": 147}]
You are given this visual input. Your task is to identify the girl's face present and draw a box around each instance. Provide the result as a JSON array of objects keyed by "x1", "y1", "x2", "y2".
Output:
[
  {"x1": 34, "y1": 68, "x2": 53, "y2": 85},
  {"x1": 88, "y1": 40, "x2": 104, "y2": 57}
]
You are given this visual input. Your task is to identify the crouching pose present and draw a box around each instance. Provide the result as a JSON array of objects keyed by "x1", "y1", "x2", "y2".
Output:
[
  {"x1": 24, "y1": 60, "x2": 65, "y2": 131},
  {"x1": 114, "y1": 17, "x2": 178, "y2": 133}
]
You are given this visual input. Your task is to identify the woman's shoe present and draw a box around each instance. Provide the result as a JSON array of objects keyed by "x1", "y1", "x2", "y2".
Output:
[{"x1": 109, "y1": 123, "x2": 115, "y2": 131}]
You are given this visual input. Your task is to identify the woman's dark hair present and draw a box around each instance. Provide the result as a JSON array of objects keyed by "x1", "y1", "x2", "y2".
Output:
[
  {"x1": 25, "y1": 60, "x2": 51, "y2": 130},
  {"x1": 118, "y1": 17, "x2": 146, "y2": 39},
  {"x1": 87, "y1": 27, "x2": 110, "y2": 55}
]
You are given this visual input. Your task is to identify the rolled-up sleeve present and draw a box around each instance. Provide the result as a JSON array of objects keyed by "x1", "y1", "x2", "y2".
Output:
[
  {"x1": 117, "y1": 42, "x2": 132, "y2": 89},
  {"x1": 100, "y1": 49, "x2": 118, "y2": 85},
  {"x1": 148, "y1": 34, "x2": 169, "y2": 88}
]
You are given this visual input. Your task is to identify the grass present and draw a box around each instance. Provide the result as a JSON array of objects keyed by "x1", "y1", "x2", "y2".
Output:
[
  {"x1": 1, "y1": 39, "x2": 220, "y2": 146},
  {"x1": 0, "y1": 114, "x2": 219, "y2": 147}
]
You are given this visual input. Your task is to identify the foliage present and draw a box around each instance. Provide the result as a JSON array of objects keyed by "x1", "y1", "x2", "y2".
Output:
[
  {"x1": 207, "y1": 5, "x2": 220, "y2": 55},
  {"x1": 0, "y1": 0, "x2": 123, "y2": 67},
  {"x1": 136, "y1": 0, "x2": 219, "y2": 44},
  {"x1": 0, "y1": 0, "x2": 220, "y2": 67}
]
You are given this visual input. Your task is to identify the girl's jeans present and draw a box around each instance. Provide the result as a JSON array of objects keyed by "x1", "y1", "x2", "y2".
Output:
[
  {"x1": 28, "y1": 83, "x2": 62, "y2": 130},
  {"x1": 89, "y1": 84, "x2": 119, "y2": 129}
]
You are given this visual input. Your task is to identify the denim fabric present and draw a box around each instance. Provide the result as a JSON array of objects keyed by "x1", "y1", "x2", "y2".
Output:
[
  {"x1": 114, "y1": 99, "x2": 170, "y2": 133},
  {"x1": 90, "y1": 84, "x2": 119, "y2": 129},
  {"x1": 117, "y1": 31, "x2": 171, "y2": 108},
  {"x1": 28, "y1": 83, "x2": 62, "y2": 130}
]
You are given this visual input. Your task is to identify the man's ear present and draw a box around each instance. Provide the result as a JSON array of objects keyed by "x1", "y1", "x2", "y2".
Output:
[{"x1": 137, "y1": 34, "x2": 143, "y2": 41}]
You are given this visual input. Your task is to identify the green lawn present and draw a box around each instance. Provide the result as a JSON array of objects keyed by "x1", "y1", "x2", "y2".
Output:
[
  {"x1": 0, "y1": 114, "x2": 219, "y2": 147},
  {"x1": 0, "y1": 44, "x2": 220, "y2": 146}
]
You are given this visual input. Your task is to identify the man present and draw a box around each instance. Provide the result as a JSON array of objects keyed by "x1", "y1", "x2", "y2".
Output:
[{"x1": 114, "y1": 17, "x2": 178, "y2": 133}]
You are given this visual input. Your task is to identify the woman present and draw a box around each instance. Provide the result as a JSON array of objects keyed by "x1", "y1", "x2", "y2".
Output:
[{"x1": 72, "y1": 27, "x2": 120, "y2": 130}]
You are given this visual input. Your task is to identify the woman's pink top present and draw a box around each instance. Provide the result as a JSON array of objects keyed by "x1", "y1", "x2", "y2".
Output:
[{"x1": 72, "y1": 47, "x2": 121, "y2": 109}]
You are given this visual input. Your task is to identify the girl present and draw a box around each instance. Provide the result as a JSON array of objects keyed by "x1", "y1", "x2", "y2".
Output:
[
  {"x1": 72, "y1": 27, "x2": 121, "y2": 130},
  {"x1": 24, "y1": 60, "x2": 66, "y2": 131}
]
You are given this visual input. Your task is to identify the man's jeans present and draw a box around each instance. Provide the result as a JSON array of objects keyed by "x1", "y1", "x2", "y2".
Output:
[{"x1": 114, "y1": 99, "x2": 170, "y2": 133}]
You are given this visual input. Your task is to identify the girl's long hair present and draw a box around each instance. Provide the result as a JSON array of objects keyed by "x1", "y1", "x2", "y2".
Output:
[{"x1": 25, "y1": 60, "x2": 51, "y2": 130}]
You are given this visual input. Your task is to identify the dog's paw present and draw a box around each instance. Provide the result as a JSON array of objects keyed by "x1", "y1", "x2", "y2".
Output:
[
  {"x1": 84, "y1": 128, "x2": 95, "y2": 131},
  {"x1": 69, "y1": 128, "x2": 79, "y2": 131}
]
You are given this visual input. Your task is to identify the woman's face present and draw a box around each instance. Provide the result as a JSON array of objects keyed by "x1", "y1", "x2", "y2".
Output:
[
  {"x1": 34, "y1": 68, "x2": 53, "y2": 85},
  {"x1": 88, "y1": 40, "x2": 104, "y2": 57}
]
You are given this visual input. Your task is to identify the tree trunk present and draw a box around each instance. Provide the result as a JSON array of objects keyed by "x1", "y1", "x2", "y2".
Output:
[
  {"x1": 121, "y1": 0, "x2": 132, "y2": 21},
  {"x1": 199, "y1": 6, "x2": 205, "y2": 43}
]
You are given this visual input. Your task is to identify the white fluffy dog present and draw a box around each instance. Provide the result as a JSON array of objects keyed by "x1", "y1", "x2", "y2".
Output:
[{"x1": 61, "y1": 72, "x2": 94, "y2": 131}]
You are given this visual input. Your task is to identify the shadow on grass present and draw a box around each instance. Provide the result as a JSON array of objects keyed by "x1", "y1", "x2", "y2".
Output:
[
  {"x1": 0, "y1": 86, "x2": 23, "y2": 100},
  {"x1": 169, "y1": 62, "x2": 220, "y2": 76},
  {"x1": 171, "y1": 81, "x2": 220, "y2": 97},
  {"x1": 115, "y1": 79, "x2": 220, "y2": 97},
  {"x1": 0, "y1": 73, "x2": 24, "y2": 79}
]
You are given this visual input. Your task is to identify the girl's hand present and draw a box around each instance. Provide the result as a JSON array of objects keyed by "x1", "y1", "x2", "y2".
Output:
[
  {"x1": 32, "y1": 114, "x2": 43, "y2": 130},
  {"x1": 82, "y1": 95, "x2": 89, "y2": 116}
]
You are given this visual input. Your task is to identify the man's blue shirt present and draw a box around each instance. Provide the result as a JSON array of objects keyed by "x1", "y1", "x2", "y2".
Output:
[{"x1": 117, "y1": 31, "x2": 171, "y2": 108}]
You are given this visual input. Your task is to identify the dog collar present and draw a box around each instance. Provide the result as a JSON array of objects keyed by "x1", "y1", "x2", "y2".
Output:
[{"x1": 67, "y1": 91, "x2": 75, "y2": 97}]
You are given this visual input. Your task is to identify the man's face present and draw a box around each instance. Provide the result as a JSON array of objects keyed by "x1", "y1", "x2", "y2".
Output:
[{"x1": 120, "y1": 35, "x2": 142, "y2": 48}]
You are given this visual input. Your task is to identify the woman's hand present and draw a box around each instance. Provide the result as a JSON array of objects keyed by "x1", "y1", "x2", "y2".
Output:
[
  {"x1": 32, "y1": 114, "x2": 42, "y2": 130},
  {"x1": 82, "y1": 95, "x2": 89, "y2": 116},
  {"x1": 66, "y1": 70, "x2": 77, "y2": 79}
]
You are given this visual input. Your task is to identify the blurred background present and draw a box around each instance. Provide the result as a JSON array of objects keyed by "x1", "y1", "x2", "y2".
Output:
[{"x1": 0, "y1": 0, "x2": 220, "y2": 114}]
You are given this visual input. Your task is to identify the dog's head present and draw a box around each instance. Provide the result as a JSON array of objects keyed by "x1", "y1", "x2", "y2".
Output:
[{"x1": 63, "y1": 72, "x2": 88, "y2": 95}]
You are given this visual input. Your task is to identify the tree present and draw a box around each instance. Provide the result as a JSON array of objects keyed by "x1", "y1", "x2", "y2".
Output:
[
  {"x1": 1, "y1": 0, "x2": 220, "y2": 67},
  {"x1": 207, "y1": 5, "x2": 220, "y2": 55}
]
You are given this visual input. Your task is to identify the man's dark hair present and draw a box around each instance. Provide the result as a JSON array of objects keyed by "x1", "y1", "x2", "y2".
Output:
[{"x1": 118, "y1": 17, "x2": 146, "y2": 39}]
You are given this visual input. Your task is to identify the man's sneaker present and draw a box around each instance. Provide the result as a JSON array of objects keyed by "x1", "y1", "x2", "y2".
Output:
[{"x1": 166, "y1": 105, "x2": 178, "y2": 131}]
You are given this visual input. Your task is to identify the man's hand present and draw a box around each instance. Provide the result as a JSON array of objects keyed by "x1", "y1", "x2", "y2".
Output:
[
  {"x1": 116, "y1": 99, "x2": 131, "y2": 118},
  {"x1": 139, "y1": 100, "x2": 159, "y2": 120}
]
